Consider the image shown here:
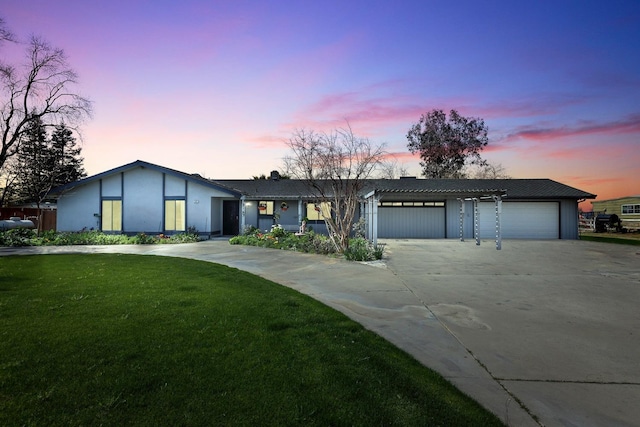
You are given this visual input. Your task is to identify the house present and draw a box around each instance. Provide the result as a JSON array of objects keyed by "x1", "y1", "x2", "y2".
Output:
[
  {"x1": 52, "y1": 160, "x2": 596, "y2": 240},
  {"x1": 591, "y1": 196, "x2": 640, "y2": 231}
]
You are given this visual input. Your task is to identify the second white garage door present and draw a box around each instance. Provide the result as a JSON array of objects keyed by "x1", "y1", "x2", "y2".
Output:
[{"x1": 478, "y1": 202, "x2": 559, "y2": 239}]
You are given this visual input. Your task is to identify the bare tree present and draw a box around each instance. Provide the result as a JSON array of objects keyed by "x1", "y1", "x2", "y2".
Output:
[
  {"x1": 467, "y1": 162, "x2": 511, "y2": 179},
  {"x1": 1, "y1": 21, "x2": 92, "y2": 172},
  {"x1": 284, "y1": 126, "x2": 386, "y2": 252},
  {"x1": 377, "y1": 156, "x2": 410, "y2": 179},
  {"x1": 0, "y1": 156, "x2": 19, "y2": 206},
  {"x1": 0, "y1": 18, "x2": 15, "y2": 44}
]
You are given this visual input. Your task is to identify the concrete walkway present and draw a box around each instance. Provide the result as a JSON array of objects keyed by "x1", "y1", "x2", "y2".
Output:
[{"x1": 2, "y1": 239, "x2": 639, "y2": 426}]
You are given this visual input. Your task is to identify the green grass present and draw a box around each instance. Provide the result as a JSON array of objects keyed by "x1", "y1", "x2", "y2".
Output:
[
  {"x1": 0, "y1": 254, "x2": 503, "y2": 426},
  {"x1": 580, "y1": 233, "x2": 640, "y2": 246}
]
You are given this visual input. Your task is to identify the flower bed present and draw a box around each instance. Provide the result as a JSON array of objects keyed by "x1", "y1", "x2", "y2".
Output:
[
  {"x1": 0, "y1": 228, "x2": 200, "y2": 247},
  {"x1": 229, "y1": 224, "x2": 384, "y2": 261}
]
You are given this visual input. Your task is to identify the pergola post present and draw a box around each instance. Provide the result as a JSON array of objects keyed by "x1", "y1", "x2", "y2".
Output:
[
  {"x1": 458, "y1": 198, "x2": 465, "y2": 241},
  {"x1": 493, "y1": 195, "x2": 502, "y2": 250},
  {"x1": 473, "y1": 198, "x2": 480, "y2": 246},
  {"x1": 240, "y1": 196, "x2": 246, "y2": 232},
  {"x1": 371, "y1": 195, "x2": 378, "y2": 246}
]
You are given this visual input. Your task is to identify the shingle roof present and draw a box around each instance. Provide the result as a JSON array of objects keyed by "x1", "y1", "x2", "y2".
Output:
[
  {"x1": 214, "y1": 178, "x2": 596, "y2": 200},
  {"x1": 50, "y1": 160, "x2": 597, "y2": 201},
  {"x1": 212, "y1": 179, "x2": 318, "y2": 198},
  {"x1": 366, "y1": 178, "x2": 596, "y2": 199}
]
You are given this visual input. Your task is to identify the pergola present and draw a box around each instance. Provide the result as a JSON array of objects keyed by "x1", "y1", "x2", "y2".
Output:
[{"x1": 364, "y1": 188, "x2": 507, "y2": 250}]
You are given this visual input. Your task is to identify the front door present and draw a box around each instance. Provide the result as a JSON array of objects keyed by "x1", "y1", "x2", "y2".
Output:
[{"x1": 223, "y1": 200, "x2": 240, "y2": 235}]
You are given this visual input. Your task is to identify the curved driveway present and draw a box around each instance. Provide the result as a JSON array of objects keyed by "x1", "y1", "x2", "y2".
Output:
[{"x1": 3, "y1": 239, "x2": 639, "y2": 426}]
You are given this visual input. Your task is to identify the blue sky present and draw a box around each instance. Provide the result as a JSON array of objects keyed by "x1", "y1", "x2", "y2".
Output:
[{"x1": 3, "y1": 0, "x2": 639, "y2": 205}]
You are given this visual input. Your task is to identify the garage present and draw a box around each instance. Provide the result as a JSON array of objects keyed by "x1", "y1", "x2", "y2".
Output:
[
  {"x1": 478, "y1": 201, "x2": 560, "y2": 239},
  {"x1": 378, "y1": 202, "x2": 445, "y2": 238}
]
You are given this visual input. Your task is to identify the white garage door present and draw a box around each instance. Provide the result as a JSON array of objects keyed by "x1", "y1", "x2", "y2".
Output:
[
  {"x1": 378, "y1": 206, "x2": 445, "y2": 238},
  {"x1": 478, "y1": 202, "x2": 559, "y2": 239}
]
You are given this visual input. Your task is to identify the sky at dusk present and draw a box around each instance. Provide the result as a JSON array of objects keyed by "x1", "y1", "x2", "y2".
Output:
[{"x1": 3, "y1": 1, "x2": 639, "y2": 209}]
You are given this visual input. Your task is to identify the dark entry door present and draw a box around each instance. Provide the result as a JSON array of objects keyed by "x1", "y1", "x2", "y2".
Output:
[{"x1": 223, "y1": 200, "x2": 240, "y2": 235}]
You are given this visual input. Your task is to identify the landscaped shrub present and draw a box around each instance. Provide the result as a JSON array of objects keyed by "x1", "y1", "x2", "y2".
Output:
[
  {"x1": 229, "y1": 226, "x2": 383, "y2": 260},
  {"x1": 131, "y1": 232, "x2": 158, "y2": 244},
  {"x1": 0, "y1": 229, "x2": 200, "y2": 247},
  {"x1": 344, "y1": 237, "x2": 385, "y2": 261},
  {"x1": 0, "y1": 228, "x2": 36, "y2": 246}
]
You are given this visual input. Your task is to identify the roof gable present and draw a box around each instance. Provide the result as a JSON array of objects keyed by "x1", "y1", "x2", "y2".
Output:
[{"x1": 51, "y1": 160, "x2": 241, "y2": 196}]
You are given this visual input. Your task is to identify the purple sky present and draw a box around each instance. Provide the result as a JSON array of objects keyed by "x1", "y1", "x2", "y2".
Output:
[{"x1": 3, "y1": 1, "x2": 639, "y2": 207}]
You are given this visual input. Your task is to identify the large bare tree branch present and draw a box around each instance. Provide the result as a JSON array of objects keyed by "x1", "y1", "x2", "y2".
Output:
[
  {"x1": 0, "y1": 18, "x2": 15, "y2": 44},
  {"x1": 1, "y1": 33, "x2": 92, "y2": 171}
]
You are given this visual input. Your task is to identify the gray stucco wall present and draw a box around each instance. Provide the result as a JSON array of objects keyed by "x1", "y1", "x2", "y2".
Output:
[
  {"x1": 57, "y1": 181, "x2": 101, "y2": 231},
  {"x1": 56, "y1": 166, "x2": 239, "y2": 235},
  {"x1": 123, "y1": 167, "x2": 164, "y2": 233}
]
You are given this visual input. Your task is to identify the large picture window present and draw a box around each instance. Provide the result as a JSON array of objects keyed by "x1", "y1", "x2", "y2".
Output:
[
  {"x1": 165, "y1": 199, "x2": 186, "y2": 231},
  {"x1": 101, "y1": 199, "x2": 122, "y2": 231},
  {"x1": 306, "y1": 202, "x2": 331, "y2": 221}
]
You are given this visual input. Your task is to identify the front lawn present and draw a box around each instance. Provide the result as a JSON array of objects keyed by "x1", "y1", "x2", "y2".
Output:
[
  {"x1": 580, "y1": 232, "x2": 640, "y2": 246},
  {"x1": 0, "y1": 254, "x2": 503, "y2": 426}
]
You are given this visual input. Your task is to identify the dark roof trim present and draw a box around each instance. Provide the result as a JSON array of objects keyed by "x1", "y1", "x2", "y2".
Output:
[
  {"x1": 50, "y1": 161, "x2": 597, "y2": 201},
  {"x1": 50, "y1": 160, "x2": 241, "y2": 197}
]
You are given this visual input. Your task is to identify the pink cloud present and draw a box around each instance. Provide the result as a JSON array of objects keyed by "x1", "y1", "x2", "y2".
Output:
[
  {"x1": 505, "y1": 114, "x2": 640, "y2": 142},
  {"x1": 241, "y1": 133, "x2": 289, "y2": 150},
  {"x1": 284, "y1": 87, "x2": 432, "y2": 137},
  {"x1": 382, "y1": 151, "x2": 419, "y2": 162}
]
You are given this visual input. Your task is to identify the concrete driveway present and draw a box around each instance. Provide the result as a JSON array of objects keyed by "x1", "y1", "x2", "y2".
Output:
[
  {"x1": 2, "y1": 239, "x2": 639, "y2": 426},
  {"x1": 382, "y1": 239, "x2": 640, "y2": 427}
]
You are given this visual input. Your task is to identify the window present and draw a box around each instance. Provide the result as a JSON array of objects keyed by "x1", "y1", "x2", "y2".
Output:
[
  {"x1": 306, "y1": 202, "x2": 331, "y2": 221},
  {"x1": 102, "y1": 199, "x2": 122, "y2": 231},
  {"x1": 378, "y1": 201, "x2": 445, "y2": 207},
  {"x1": 258, "y1": 201, "x2": 274, "y2": 215},
  {"x1": 622, "y1": 204, "x2": 640, "y2": 214},
  {"x1": 165, "y1": 200, "x2": 186, "y2": 231}
]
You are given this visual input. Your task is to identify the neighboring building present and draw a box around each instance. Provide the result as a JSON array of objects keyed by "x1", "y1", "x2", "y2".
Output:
[
  {"x1": 591, "y1": 196, "x2": 640, "y2": 231},
  {"x1": 52, "y1": 160, "x2": 596, "y2": 240}
]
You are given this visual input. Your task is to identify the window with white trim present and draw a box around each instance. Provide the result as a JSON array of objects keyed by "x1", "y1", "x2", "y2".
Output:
[{"x1": 622, "y1": 204, "x2": 640, "y2": 214}]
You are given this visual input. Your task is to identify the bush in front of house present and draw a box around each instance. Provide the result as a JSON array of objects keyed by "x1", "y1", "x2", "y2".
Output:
[
  {"x1": 0, "y1": 228, "x2": 37, "y2": 247},
  {"x1": 0, "y1": 229, "x2": 201, "y2": 247},
  {"x1": 343, "y1": 237, "x2": 385, "y2": 262},
  {"x1": 229, "y1": 224, "x2": 384, "y2": 260}
]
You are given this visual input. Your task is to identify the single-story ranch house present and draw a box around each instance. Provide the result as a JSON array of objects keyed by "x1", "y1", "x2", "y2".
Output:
[{"x1": 53, "y1": 160, "x2": 596, "y2": 241}]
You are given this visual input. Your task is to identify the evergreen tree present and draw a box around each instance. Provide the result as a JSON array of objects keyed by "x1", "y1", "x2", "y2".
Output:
[
  {"x1": 12, "y1": 116, "x2": 50, "y2": 205},
  {"x1": 50, "y1": 123, "x2": 86, "y2": 185},
  {"x1": 11, "y1": 118, "x2": 86, "y2": 209}
]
